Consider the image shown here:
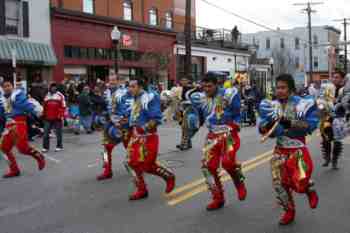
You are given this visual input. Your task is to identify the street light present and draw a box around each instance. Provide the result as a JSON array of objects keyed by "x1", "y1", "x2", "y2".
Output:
[{"x1": 111, "y1": 26, "x2": 121, "y2": 74}]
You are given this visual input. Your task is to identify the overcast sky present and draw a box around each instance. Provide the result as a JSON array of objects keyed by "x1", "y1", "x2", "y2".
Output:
[{"x1": 196, "y1": 0, "x2": 350, "y2": 36}]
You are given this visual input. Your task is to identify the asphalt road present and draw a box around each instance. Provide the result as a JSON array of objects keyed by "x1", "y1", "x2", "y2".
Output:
[{"x1": 0, "y1": 125, "x2": 349, "y2": 233}]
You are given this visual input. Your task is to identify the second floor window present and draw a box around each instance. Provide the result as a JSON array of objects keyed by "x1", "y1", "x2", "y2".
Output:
[
  {"x1": 149, "y1": 8, "x2": 158, "y2": 26},
  {"x1": 295, "y1": 57, "x2": 300, "y2": 69},
  {"x1": 266, "y1": 38, "x2": 270, "y2": 50},
  {"x1": 314, "y1": 56, "x2": 319, "y2": 69},
  {"x1": 280, "y1": 38, "x2": 285, "y2": 49},
  {"x1": 123, "y1": 1, "x2": 132, "y2": 21},
  {"x1": 313, "y1": 35, "x2": 318, "y2": 46},
  {"x1": 83, "y1": 0, "x2": 94, "y2": 14},
  {"x1": 165, "y1": 12, "x2": 173, "y2": 29},
  {"x1": 295, "y1": 37, "x2": 300, "y2": 50},
  {"x1": 5, "y1": 0, "x2": 20, "y2": 35}
]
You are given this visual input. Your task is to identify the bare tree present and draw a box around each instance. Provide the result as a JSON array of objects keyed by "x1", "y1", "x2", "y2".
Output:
[{"x1": 271, "y1": 47, "x2": 296, "y2": 75}]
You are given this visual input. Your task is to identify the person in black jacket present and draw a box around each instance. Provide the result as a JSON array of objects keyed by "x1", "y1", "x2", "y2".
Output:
[
  {"x1": 90, "y1": 86, "x2": 106, "y2": 131},
  {"x1": 78, "y1": 85, "x2": 93, "y2": 134}
]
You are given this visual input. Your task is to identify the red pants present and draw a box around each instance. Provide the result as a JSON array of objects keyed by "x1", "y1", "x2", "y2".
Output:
[
  {"x1": 127, "y1": 128, "x2": 160, "y2": 174},
  {"x1": 127, "y1": 127, "x2": 174, "y2": 191},
  {"x1": 271, "y1": 146, "x2": 315, "y2": 210},
  {"x1": 1, "y1": 117, "x2": 43, "y2": 173},
  {"x1": 202, "y1": 125, "x2": 244, "y2": 194},
  {"x1": 273, "y1": 147, "x2": 313, "y2": 193}
]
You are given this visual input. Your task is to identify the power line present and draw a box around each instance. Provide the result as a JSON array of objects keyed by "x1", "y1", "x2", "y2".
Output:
[{"x1": 199, "y1": 0, "x2": 312, "y2": 46}]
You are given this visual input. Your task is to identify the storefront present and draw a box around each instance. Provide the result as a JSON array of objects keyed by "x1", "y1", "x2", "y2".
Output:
[
  {"x1": 0, "y1": 39, "x2": 57, "y2": 91},
  {"x1": 51, "y1": 8, "x2": 177, "y2": 87}
]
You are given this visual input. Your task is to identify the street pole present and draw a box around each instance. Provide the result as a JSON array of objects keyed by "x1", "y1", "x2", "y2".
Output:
[
  {"x1": 293, "y1": 1, "x2": 323, "y2": 84},
  {"x1": 307, "y1": 3, "x2": 313, "y2": 84},
  {"x1": 114, "y1": 42, "x2": 119, "y2": 74},
  {"x1": 11, "y1": 49, "x2": 16, "y2": 89},
  {"x1": 334, "y1": 18, "x2": 350, "y2": 74},
  {"x1": 345, "y1": 19, "x2": 348, "y2": 74},
  {"x1": 184, "y1": 0, "x2": 192, "y2": 79}
]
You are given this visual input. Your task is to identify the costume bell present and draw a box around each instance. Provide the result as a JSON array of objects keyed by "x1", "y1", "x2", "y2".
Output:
[
  {"x1": 0, "y1": 83, "x2": 45, "y2": 178},
  {"x1": 258, "y1": 74, "x2": 319, "y2": 225},
  {"x1": 119, "y1": 81, "x2": 175, "y2": 200},
  {"x1": 190, "y1": 76, "x2": 247, "y2": 211}
]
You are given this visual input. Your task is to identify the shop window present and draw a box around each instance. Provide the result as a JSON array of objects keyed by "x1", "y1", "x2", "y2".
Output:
[
  {"x1": 149, "y1": 8, "x2": 158, "y2": 26},
  {"x1": 83, "y1": 0, "x2": 94, "y2": 14},
  {"x1": 64, "y1": 46, "x2": 73, "y2": 58},
  {"x1": 95, "y1": 48, "x2": 104, "y2": 59},
  {"x1": 80, "y1": 48, "x2": 88, "y2": 59},
  {"x1": 88, "y1": 48, "x2": 95, "y2": 59},
  {"x1": 165, "y1": 12, "x2": 173, "y2": 29},
  {"x1": 5, "y1": 0, "x2": 20, "y2": 35},
  {"x1": 71, "y1": 47, "x2": 81, "y2": 58},
  {"x1": 123, "y1": 1, "x2": 133, "y2": 21}
]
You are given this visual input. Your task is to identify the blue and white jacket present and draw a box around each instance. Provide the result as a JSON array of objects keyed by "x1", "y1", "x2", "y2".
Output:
[
  {"x1": 190, "y1": 87, "x2": 241, "y2": 132},
  {"x1": 0, "y1": 90, "x2": 42, "y2": 122},
  {"x1": 117, "y1": 90, "x2": 162, "y2": 130},
  {"x1": 258, "y1": 95, "x2": 319, "y2": 148}
]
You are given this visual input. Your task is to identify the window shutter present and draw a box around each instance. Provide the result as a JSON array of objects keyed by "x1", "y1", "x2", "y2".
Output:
[
  {"x1": 0, "y1": 0, "x2": 5, "y2": 35},
  {"x1": 22, "y1": 1, "x2": 29, "y2": 37}
]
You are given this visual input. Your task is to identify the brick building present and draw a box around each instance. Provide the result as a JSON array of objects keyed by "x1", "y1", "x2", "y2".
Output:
[{"x1": 50, "y1": 0, "x2": 196, "y2": 86}]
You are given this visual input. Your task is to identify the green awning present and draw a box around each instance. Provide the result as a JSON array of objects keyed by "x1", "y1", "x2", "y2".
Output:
[{"x1": 0, "y1": 39, "x2": 57, "y2": 66}]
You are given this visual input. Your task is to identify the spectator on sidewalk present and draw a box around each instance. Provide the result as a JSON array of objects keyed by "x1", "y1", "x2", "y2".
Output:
[
  {"x1": 78, "y1": 85, "x2": 93, "y2": 134},
  {"x1": 42, "y1": 83, "x2": 66, "y2": 153},
  {"x1": 90, "y1": 86, "x2": 106, "y2": 131}
]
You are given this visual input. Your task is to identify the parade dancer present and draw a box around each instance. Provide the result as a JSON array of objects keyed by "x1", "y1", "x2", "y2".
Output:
[
  {"x1": 172, "y1": 77, "x2": 199, "y2": 151},
  {"x1": 0, "y1": 81, "x2": 45, "y2": 178},
  {"x1": 191, "y1": 75, "x2": 247, "y2": 211},
  {"x1": 121, "y1": 79, "x2": 175, "y2": 201},
  {"x1": 96, "y1": 74, "x2": 130, "y2": 180},
  {"x1": 258, "y1": 74, "x2": 319, "y2": 225},
  {"x1": 323, "y1": 69, "x2": 350, "y2": 169}
]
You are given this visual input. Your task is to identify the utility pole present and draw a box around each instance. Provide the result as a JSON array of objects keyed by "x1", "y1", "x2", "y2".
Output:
[
  {"x1": 184, "y1": 0, "x2": 192, "y2": 79},
  {"x1": 334, "y1": 18, "x2": 350, "y2": 74},
  {"x1": 294, "y1": 2, "x2": 323, "y2": 84}
]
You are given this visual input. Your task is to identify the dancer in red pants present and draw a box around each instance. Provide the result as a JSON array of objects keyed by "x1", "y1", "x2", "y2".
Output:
[
  {"x1": 259, "y1": 74, "x2": 319, "y2": 225},
  {"x1": 1, "y1": 81, "x2": 45, "y2": 178},
  {"x1": 189, "y1": 75, "x2": 247, "y2": 211},
  {"x1": 121, "y1": 79, "x2": 175, "y2": 200}
]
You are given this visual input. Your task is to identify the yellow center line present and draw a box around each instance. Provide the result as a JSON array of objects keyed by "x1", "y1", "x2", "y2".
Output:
[
  {"x1": 167, "y1": 155, "x2": 273, "y2": 206},
  {"x1": 166, "y1": 135, "x2": 318, "y2": 206},
  {"x1": 165, "y1": 150, "x2": 274, "y2": 198}
]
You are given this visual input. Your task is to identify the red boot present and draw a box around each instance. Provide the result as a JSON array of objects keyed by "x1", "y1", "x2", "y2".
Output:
[
  {"x1": 29, "y1": 149, "x2": 46, "y2": 171},
  {"x1": 36, "y1": 153, "x2": 46, "y2": 171},
  {"x1": 149, "y1": 164, "x2": 176, "y2": 194},
  {"x1": 165, "y1": 176, "x2": 175, "y2": 194},
  {"x1": 234, "y1": 181, "x2": 247, "y2": 201},
  {"x1": 129, "y1": 176, "x2": 148, "y2": 201},
  {"x1": 206, "y1": 186, "x2": 225, "y2": 211},
  {"x1": 227, "y1": 165, "x2": 247, "y2": 201},
  {"x1": 3, "y1": 152, "x2": 21, "y2": 178},
  {"x1": 97, "y1": 146, "x2": 114, "y2": 181},
  {"x1": 279, "y1": 203, "x2": 295, "y2": 225},
  {"x1": 307, "y1": 190, "x2": 319, "y2": 209}
]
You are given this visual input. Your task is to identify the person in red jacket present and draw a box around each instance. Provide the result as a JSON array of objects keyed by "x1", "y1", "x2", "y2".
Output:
[{"x1": 42, "y1": 83, "x2": 66, "y2": 152}]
